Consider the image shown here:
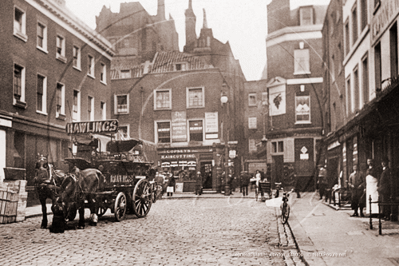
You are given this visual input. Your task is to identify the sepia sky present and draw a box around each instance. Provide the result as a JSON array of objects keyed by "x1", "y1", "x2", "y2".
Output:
[{"x1": 66, "y1": 0, "x2": 331, "y2": 81}]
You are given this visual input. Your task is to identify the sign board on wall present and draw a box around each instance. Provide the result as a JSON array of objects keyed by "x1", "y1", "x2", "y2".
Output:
[
  {"x1": 269, "y1": 84, "x2": 286, "y2": 116},
  {"x1": 171, "y1": 111, "x2": 187, "y2": 142},
  {"x1": 205, "y1": 112, "x2": 218, "y2": 139},
  {"x1": 248, "y1": 163, "x2": 267, "y2": 174}
]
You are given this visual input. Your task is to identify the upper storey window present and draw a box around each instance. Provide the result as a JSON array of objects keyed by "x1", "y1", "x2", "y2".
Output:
[
  {"x1": 299, "y1": 7, "x2": 313, "y2": 26},
  {"x1": 294, "y1": 49, "x2": 310, "y2": 75},
  {"x1": 14, "y1": 6, "x2": 27, "y2": 42}
]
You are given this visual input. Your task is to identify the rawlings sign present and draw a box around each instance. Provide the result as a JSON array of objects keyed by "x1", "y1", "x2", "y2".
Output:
[{"x1": 66, "y1": 120, "x2": 119, "y2": 135}]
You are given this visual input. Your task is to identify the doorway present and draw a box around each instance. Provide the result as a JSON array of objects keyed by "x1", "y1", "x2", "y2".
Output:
[
  {"x1": 272, "y1": 155, "x2": 284, "y2": 185},
  {"x1": 200, "y1": 161, "x2": 212, "y2": 189}
]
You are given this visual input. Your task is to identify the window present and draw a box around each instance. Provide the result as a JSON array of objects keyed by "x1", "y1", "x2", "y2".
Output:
[
  {"x1": 362, "y1": 55, "x2": 369, "y2": 104},
  {"x1": 56, "y1": 35, "x2": 66, "y2": 62},
  {"x1": 360, "y1": 0, "x2": 368, "y2": 31},
  {"x1": 345, "y1": 19, "x2": 350, "y2": 55},
  {"x1": 37, "y1": 23, "x2": 47, "y2": 51},
  {"x1": 249, "y1": 139, "x2": 257, "y2": 153},
  {"x1": 73, "y1": 46, "x2": 81, "y2": 70},
  {"x1": 248, "y1": 117, "x2": 257, "y2": 129},
  {"x1": 37, "y1": 75, "x2": 47, "y2": 113},
  {"x1": 187, "y1": 87, "x2": 204, "y2": 108},
  {"x1": 14, "y1": 7, "x2": 27, "y2": 41},
  {"x1": 261, "y1": 92, "x2": 268, "y2": 105},
  {"x1": 100, "y1": 63, "x2": 106, "y2": 83},
  {"x1": 354, "y1": 67, "x2": 359, "y2": 112},
  {"x1": 120, "y1": 69, "x2": 131, "y2": 79},
  {"x1": 87, "y1": 55, "x2": 95, "y2": 77},
  {"x1": 175, "y1": 63, "x2": 186, "y2": 71},
  {"x1": 118, "y1": 126, "x2": 129, "y2": 140},
  {"x1": 294, "y1": 49, "x2": 310, "y2": 74},
  {"x1": 155, "y1": 90, "x2": 171, "y2": 109},
  {"x1": 72, "y1": 90, "x2": 80, "y2": 121},
  {"x1": 299, "y1": 7, "x2": 313, "y2": 26},
  {"x1": 346, "y1": 77, "x2": 351, "y2": 115},
  {"x1": 189, "y1": 120, "x2": 203, "y2": 142},
  {"x1": 272, "y1": 141, "x2": 284, "y2": 153},
  {"x1": 115, "y1": 94, "x2": 129, "y2": 114},
  {"x1": 375, "y1": 42, "x2": 381, "y2": 91},
  {"x1": 88, "y1": 96, "x2": 94, "y2": 121},
  {"x1": 295, "y1": 95, "x2": 310, "y2": 123},
  {"x1": 338, "y1": 43, "x2": 342, "y2": 74},
  {"x1": 351, "y1": 4, "x2": 358, "y2": 45},
  {"x1": 56, "y1": 83, "x2": 65, "y2": 117},
  {"x1": 390, "y1": 23, "x2": 398, "y2": 78},
  {"x1": 101, "y1": 102, "x2": 106, "y2": 120},
  {"x1": 13, "y1": 64, "x2": 24, "y2": 102},
  {"x1": 248, "y1": 93, "x2": 257, "y2": 106},
  {"x1": 157, "y1": 122, "x2": 171, "y2": 143}
]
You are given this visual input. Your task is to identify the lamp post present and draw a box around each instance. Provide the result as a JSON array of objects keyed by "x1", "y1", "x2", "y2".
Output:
[{"x1": 220, "y1": 83, "x2": 230, "y2": 195}]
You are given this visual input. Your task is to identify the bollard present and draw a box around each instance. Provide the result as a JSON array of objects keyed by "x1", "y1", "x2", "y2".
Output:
[{"x1": 369, "y1": 195, "x2": 373, "y2": 230}]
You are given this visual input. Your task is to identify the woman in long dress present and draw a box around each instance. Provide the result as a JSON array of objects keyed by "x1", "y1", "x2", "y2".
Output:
[{"x1": 366, "y1": 159, "x2": 379, "y2": 214}]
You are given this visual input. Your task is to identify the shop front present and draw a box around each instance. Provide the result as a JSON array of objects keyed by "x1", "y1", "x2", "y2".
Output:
[{"x1": 157, "y1": 146, "x2": 216, "y2": 192}]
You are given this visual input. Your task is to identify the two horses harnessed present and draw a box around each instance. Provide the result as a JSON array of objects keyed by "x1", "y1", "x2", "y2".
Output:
[{"x1": 35, "y1": 119, "x2": 157, "y2": 229}]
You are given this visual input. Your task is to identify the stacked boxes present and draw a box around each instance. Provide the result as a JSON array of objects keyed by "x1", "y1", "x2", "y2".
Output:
[{"x1": 0, "y1": 180, "x2": 28, "y2": 224}]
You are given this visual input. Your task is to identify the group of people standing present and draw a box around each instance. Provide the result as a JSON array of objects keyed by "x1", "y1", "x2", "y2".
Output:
[{"x1": 345, "y1": 157, "x2": 391, "y2": 219}]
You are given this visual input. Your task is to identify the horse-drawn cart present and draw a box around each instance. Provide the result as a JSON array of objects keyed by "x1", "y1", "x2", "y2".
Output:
[{"x1": 62, "y1": 120, "x2": 156, "y2": 226}]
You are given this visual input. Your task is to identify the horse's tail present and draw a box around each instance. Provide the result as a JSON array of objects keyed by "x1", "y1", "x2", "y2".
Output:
[{"x1": 95, "y1": 169, "x2": 106, "y2": 191}]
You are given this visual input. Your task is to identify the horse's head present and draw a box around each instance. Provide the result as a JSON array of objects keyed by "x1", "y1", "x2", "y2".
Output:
[{"x1": 34, "y1": 159, "x2": 50, "y2": 185}]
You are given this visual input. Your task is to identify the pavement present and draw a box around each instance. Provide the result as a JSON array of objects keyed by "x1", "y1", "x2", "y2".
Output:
[{"x1": 288, "y1": 191, "x2": 399, "y2": 266}]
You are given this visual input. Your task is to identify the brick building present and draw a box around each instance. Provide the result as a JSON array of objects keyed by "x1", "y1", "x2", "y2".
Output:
[
  {"x1": 0, "y1": 0, "x2": 114, "y2": 198},
  {"x1": 264, "y1": 0, "x2": 327, "y2": 191},
  {"x1": 109, "y1": 1, "x2": 246, "y2": 192}
]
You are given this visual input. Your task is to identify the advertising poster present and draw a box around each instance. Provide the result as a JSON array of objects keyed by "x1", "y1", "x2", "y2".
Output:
[{"x1": 171, "y1": 111, "x2": 187, "y2": 142}]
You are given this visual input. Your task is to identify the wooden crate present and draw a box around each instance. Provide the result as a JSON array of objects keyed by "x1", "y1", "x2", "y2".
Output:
[{"x1": 0, "y1": 190, "x2": 18, "y2": 224}]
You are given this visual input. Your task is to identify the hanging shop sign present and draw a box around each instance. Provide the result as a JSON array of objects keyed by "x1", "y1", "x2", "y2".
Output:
[
  {"x1": 300, "y1": 146, "x2": 309, "y2": 160},
  {"x1": 66, "y1": 120, "x2": 118, "y2": 135},
  {"x1": 171, "y1": 111, "x2": 187, "y2": 142}
]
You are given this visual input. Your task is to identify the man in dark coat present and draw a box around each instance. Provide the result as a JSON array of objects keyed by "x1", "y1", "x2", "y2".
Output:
[
  {"x1": 195, "y1": 171, "x2": 203, "y2": 195},
  {"x1": 240, "y1": 172, "x2": 250, "y2": 197},
  {"x1": 348, "y1": 165, "x2": 365, "y2": 217},
  {"x1": 378, "y1": 157, "x2": 391, "y2": 220}
]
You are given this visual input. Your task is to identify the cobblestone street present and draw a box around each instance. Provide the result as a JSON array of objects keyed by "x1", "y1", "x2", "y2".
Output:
[{"x1": 0, "y1": 197, "x2": 300, "y2": 266}]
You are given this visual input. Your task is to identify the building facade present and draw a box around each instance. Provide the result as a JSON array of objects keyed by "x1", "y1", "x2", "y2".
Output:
[
  {"x1": 242, "y1": 80, "x2": 269, "y2": 175},
  {"x1": 0, "y1": 0, "x2": 114, "y2": 198},
  {"x1": 264, "y1": 0, "x2": 327, "y2": 191},
  {"x1": 109, "y1": 1, "x2": 246, "y2": 192}
]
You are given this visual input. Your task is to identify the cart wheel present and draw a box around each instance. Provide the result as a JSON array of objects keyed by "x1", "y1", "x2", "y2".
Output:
[
  {"x1": 98, "y1": 206, "x2": 107, "y2": 217},
  {"x1": 114, "y1": 192, "x2": 127, "y2": 222},
  {"x1": 132, "y1": 179, "x2": 152, "y2": 218}
]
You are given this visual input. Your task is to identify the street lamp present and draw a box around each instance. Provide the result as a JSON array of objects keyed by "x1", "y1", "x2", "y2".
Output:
[{"x1": 220, "y1": 83, "x2": 230, "y2": 195}]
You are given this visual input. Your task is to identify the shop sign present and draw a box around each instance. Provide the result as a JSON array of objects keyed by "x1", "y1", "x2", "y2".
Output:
[
  {"x1": 0, "y1": 118, "x2": 12, "y2": 128},
  {"x1": 300, "y1": 146, "x2": 309, "y2": 160},
  {"x1": 171, "y1": 111, "x2": 187, "y2": 142},
  {"x1": 66, "y1": 120, "x2": 118, "y2": 134},
  {"x1": 205, "y1": 112, "x2": 218, "y2": 133},
  {"x1": 371, "y1": 0, "x2": 399, "y2": 43},
  {"x1": 160, "y1": 154, "x2": 196, "y2": 159},
  {"x1": 206, "y1": 133, "x2": 218, "y2": 139},
  {"x1": 229, "y1": 150, "x2": 236, "y2": 159},
  {"x1": 269, "y1": 84, "x2": 286, "y2": 116},
  {"x1": 158, "y1": 148, "x2": 212, "y2": 154}
]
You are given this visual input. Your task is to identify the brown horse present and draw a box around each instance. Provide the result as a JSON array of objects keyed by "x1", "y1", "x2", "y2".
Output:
[
  {"x1": 34, "y1": 161, "x2": 66, "y2": 229},
  {"x1": 59, "y1": 168, "x2": 105, "y2": 229}
]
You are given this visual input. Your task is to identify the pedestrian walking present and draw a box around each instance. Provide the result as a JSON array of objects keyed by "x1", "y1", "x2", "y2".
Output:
[
  {"x1": 348, "y1": 165, "x2": 365, "y2": 217},
  {"x1": 318, "y1": 165, "x2": 328, "y2": 200},
  {"x1": 240, "y1": 172, "x2": 250, "y2": 197},
  {"x1": 378, "y1": 157, "x2": 391, "y2": 220},
  {"x1": 294, "y1": 172, "x2": 301, "y2": 198}
]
